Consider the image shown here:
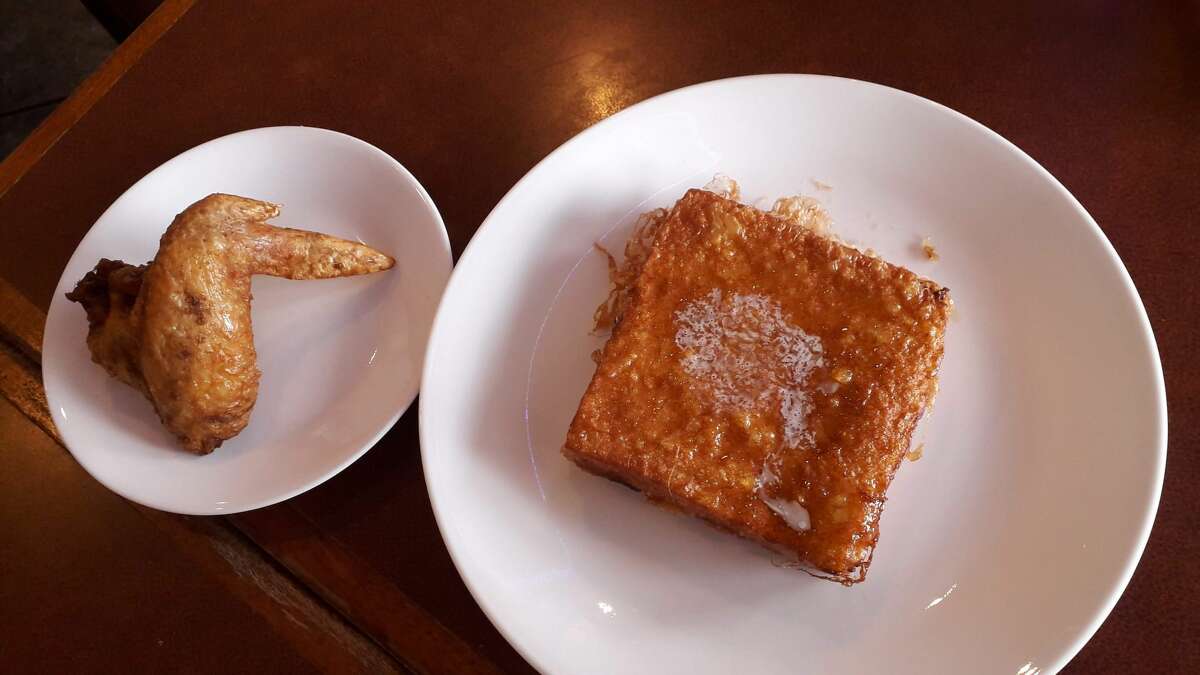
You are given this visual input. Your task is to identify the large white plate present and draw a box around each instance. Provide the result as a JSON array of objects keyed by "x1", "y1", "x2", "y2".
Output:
[
  {"x1": 43, "y1": 126, "x2": 451, "y2": 515},
  {"x1": 420, "y1": 76, "x2": 1167, "y2": 673}
]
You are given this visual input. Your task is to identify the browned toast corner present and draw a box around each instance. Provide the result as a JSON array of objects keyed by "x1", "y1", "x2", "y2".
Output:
[{"x1": 563, "y1": 189, "x2": 950, "y2": 583}]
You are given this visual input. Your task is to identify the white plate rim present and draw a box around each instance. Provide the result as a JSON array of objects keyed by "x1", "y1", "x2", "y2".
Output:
[{"x1": 43, "y1": 125, "x2": 452, "y2": 515}]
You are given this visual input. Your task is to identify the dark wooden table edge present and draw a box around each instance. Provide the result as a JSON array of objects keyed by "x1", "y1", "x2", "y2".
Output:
[
  {"x1": 0, "y1": 0, "x2": 196, "y2": 200},
  {"x1": 0, "y1": 3, "x2": 507, "y2": 667}
]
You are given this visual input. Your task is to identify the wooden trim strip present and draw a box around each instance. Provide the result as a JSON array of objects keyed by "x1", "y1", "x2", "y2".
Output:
[
  {"x1": 0, "y1": 0, "x2": 199, "y2": 199},
  {"x1": 0, "y1": 337, "x2": 54, "y2": 439},
  {"x1": 133, "y1": 504, "x2": 407, "y2": 674},
  {"x1": 0, "y1": 276, "x2": 501, "y2": 675},
  {"x1": 0, "y1": 278, "x2": 45, "y2": 365},
  {"x1": 232, "y1": 507, "x2": 503, "y2": 675}
]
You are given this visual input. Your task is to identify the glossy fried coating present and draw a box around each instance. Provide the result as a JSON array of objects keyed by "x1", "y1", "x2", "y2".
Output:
[
  {"x1": 564, "y1": 190, "x2": 950, "y2": 583},
  {"x1": 66, "y1": 194, "x2": 394, "y2": 454}
]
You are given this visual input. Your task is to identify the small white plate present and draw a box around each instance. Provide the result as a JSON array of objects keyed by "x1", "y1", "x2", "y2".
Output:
[
  {"x1": 420, "y1": 76, "x2": 1166, "y2": 674},
  {"x1": 43, "y1": 126, "x2": 451, "y2": 515}
]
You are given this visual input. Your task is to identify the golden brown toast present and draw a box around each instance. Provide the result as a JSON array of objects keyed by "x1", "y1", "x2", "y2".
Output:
[{"x1": 563, "y1": 189, "x2": 950, "y2": 583}]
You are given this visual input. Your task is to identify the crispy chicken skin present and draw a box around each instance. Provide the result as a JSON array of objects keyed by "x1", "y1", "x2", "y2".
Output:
[{"x1": 66, "y1": 194, "x2": 394, "y2": 454}]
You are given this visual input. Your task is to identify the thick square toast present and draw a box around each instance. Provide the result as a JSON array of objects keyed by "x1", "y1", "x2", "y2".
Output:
[{"x1": 563, "y1": 189, "x2": 950, "y2": 583}]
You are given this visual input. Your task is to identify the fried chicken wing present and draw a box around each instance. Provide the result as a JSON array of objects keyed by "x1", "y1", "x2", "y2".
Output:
[{"x1": 66, "y1": 194, "x2": 394, "y2": 454}]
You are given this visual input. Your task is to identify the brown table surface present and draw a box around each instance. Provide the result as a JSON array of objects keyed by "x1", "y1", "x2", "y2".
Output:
[{"x1": 1, "y1": 1, "x2": 1197, "y2": 672}]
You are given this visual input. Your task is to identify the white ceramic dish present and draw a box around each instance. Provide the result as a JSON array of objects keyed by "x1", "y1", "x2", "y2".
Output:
[
  {"x1": 420, "y1": 76, "x2": 1166, "y2": 674},
  {"x1": 43, "y1": 126, "x2": 451, "y2": 515}
]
